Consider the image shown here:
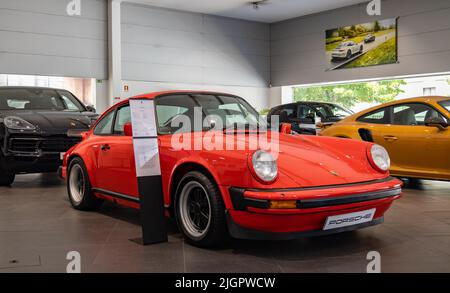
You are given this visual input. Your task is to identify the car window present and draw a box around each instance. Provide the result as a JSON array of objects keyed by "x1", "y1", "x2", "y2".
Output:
[
  {"x1": 357, "y1": 108, "x2": 387, "y2": 124},
  {"x1": 438, "y1": 99, "x2": 450, "y2": 114},
  {"x1": 297, "y1": 105, "x2": 315, "y2": 119},
  {"x1": 392, "y1": 103, "x2": 445, "y2": 126},
  {"x1": 156, "y1": 105, "x2": 189, "y2": 127},
  {"x1": 0, "y1": 88, "x2": 84, "y2": 111},
  {"x1": 94, "y1": 110, "x2": 115, "y2": 135},
  {"x1": 114, "y1": 105, "x2": 131, "y2": 134}
]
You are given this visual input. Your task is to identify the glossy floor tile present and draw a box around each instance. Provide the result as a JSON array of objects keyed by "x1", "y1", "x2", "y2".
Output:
[{"x1": 0, "y1": 174, "x2": 449, "y2": 273}]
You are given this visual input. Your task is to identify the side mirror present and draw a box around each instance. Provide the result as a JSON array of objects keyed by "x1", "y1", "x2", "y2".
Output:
[
  {"x1": 425, "y1": 116, "x2": 448, "y2": 130},
  {"x1": 124, "y1": 122, "x2": 133, "y2": 136},
  {"x1": 86, "y1": 105, "x2": 96, "y2": 113},
  {"x1": 280, "y1": 123, "x2": 292, "y2": 134}
]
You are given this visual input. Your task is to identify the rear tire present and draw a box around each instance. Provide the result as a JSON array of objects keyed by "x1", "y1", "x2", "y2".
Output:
[
  {"x1": 67, "y1": 157, "x2": 102, "y2": 210},
  {"x1": 0, "y1": 171, "x2": 15, "y2": 186},
  {"x1": 175, "y1": 171, "x2": 228, "y2": 248},
  {"x1": 346, "y1": 50, "x2": 352, "y2": 59}
]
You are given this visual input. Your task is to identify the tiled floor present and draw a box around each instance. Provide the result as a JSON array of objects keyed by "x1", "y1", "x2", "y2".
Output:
[{"x1": 0, "y1": 174, "x2": 449, "y2": 273}]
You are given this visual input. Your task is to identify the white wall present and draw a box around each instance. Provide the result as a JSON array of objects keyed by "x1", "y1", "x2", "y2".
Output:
[
  {"x1": 271, "y1": 0, "x2": 450, "y2": 87},
  {"x1": 119, "y1": 3, "x2": 271, "y2": 111},
  {"x1": 0, "y1": 0, "x2": 108, "y2": 79}
]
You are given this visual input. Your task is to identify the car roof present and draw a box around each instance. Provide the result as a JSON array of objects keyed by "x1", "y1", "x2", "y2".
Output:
[
  {"x1": 345, "y1": 96, "x2": 450, "y2": 121},
  {"x1": 272, "y1": 101, "x2": 339, "y2": 109},
  {"x1": 0, "y1": 86, "x2": 68, "y2": 91},
  {"x1": 114, "y1": 90, "x2": 240, "y2": 107}
]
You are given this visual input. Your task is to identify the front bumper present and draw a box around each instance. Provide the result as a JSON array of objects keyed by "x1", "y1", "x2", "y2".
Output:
[
  {"x1": 225, "y1": 177, "x2": 402, "y2": 239},
  {"x1": 331, "y1": 51, "x2": 347, "y2": 58}
]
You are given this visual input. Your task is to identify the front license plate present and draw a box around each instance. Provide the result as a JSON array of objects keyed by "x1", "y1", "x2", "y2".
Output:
[
  {"x1": 60, "y1": 152, "x2": 66, "y2": 160},
  {"x1": 323, "y1": 208, "x2": 376, "y2": 230}
]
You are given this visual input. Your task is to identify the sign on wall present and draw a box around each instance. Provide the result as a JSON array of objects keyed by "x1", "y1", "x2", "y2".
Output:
[{"x1": 325, "y1": 18, "x2": 398, "y2": 71}]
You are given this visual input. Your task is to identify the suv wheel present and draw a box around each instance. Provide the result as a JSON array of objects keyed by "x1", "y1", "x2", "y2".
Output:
[{"x1": 0, "y1": 171, "x2": 15, "y2": 186}]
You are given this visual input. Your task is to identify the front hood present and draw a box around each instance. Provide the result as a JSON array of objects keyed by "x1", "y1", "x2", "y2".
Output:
[
  {"x1": 1, "y1": 110, "x2": 97, "y2": 135},
  {"x1": 231, "y1": 132, "x2": 384, "y2": 188}
]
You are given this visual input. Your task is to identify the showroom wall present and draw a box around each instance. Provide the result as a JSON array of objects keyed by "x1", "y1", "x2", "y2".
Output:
[
  {"x1": 120, "y1": 3, "x2": 271, "y2": 110},
  {"x1": 0, "y1": 0, "x2": 108, "y2": 79},
  {"x1": 270, "y1": 0, "x2": 450, "y2": 86}
]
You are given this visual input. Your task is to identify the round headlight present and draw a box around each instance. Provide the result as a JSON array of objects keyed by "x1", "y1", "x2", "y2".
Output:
[
  {"x1": 369, "y1": 144, "x2": 390, "y2": 172},
  {"x1": 251, "y1": 150, "x2": 278, "y2": 183},
  {"x1": 4, "y1": 116, "x2": 36, "y2": 130}
]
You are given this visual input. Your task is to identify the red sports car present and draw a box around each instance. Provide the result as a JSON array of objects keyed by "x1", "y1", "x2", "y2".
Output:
[{"x1": 60, "y1": 91, "x2": 402, "y2": 247}]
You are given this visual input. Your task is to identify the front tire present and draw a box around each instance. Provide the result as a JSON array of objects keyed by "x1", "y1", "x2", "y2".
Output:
[
  {"x1": 0, "y1": 171, "x2": 15, "y2": 186},
  {"x1": 67, "y1": 157, "x2": 102, "y2": 210},
  {"x1": 175, "y1": 171, "x2": 228, "y2": 247}
]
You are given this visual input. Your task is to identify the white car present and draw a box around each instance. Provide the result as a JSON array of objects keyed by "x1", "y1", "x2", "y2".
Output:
[{"x1": 331, "y1": 41, "x2": 363, "y2": 60}]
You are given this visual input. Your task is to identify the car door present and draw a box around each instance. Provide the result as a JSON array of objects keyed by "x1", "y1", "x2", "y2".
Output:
[
  {"x1": 376, "y1": 103, "x2": 449, "y2": 175},
  {"x1": 95, "y1": 104, "x2": 139, "y2": 198}
]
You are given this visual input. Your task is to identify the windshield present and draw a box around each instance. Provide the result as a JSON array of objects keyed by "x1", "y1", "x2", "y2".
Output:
[
  {"x1": 0, "y1": 88, "x2": 85, "y2": 112},
  {"x1": 438, "y1": 99, "x2": 450, "y2": 114},
  {"x1": 313, "y1": 104, "x2": 353, "y2": 119},
  {"x1": 155, "y1": 94, "x2": 260, "y2": 134}
]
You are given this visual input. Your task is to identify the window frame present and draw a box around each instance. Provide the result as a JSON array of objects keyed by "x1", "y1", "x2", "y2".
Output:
[
  {"x1": 356, "y1": 107, "x2": 390, "y2": 124},
  {"x1": 388, "y1": 102, "x2": 447, "y2": 126},
  {"x1": 93, "y1": 108, "x2": 117, "y2": 136},
  {"x1": 113, "y1": 104, "x2": 131, "y2": 135}
]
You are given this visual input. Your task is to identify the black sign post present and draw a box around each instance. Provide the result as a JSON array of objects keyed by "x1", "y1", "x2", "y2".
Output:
[{"x1": 129, "y1": 98, "x2": 168, "y2": 245}]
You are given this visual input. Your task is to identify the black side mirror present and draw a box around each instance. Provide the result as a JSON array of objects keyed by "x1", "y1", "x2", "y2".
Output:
[
  {"x1": 85, "y1": 105, "x2": 96, "y2": 113},
  {"x1": 425, "y1": 116, "x2": 448, "y2": 130}
]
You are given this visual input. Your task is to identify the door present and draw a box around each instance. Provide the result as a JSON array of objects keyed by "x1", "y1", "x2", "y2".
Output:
[
  {"x1": 372, "y1": 103, "x2": 449, "y2": 176},
  {"x1": 95, "y1": 104, "x2": 139, "y2": 198}
]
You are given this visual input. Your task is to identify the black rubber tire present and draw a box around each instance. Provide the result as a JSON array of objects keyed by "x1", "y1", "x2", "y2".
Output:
[
  {"x1": 360, "y1": 45, "x2": 363, "y2": 53},
  {"x1": 175, "y1": 171, "x2": 229, "y2": 248},
  {"x1": 0, "y1": 171, "x2": 15, "y2": 186},
  {"x1": 67, "y1": 157, "x2": 103, "y2": 210},
  {"x1": 346, "y1": 50, "x2": 352, "y2": 59}
]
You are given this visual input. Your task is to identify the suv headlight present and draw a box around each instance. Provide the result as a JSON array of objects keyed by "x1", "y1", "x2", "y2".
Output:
[
  {"x1": 250, "y1": 150, "x2": 278, "y2": 183},
  {"x1": 368, "y1": 144, "x2": 390, "y2": 172},
  {"x1": 4, "y1": 116, "x2": 36, "y2": 130}
]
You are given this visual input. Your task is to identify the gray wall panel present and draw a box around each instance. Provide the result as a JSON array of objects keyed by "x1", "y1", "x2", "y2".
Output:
[
  {"x1": 270, "y1": 0, "x2": 450, "y2": 86},
  {"x1": 121, "y1": 3, "x2": 270, "y2": 88},
  {"x1": 0, "y1": 0, "x2": 107, "y2": 79}
]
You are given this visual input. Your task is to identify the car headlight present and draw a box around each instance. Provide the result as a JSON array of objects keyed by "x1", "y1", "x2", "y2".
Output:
[
  {"x1": 4, "y1": 116, "x2": 36, "y2": 130},
  {"x1": 368, "y1": 144, "x2": 390, "y2": 172},
  {"x1": 250, "y1": 150, "x2": 278, "y2": 183}
]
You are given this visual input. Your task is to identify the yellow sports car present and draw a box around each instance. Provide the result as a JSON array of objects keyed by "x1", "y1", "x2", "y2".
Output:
[{"x1": 320, "y1": 96, "x2": 450, "y2": 181}]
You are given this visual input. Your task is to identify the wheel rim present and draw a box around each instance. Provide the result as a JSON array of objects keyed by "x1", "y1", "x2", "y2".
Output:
[
  {"x1": 179, "y1": 181, "x2": 211, "y2": 238},
  {"x1": 69, "y1": 164, "x2": 85, "y2": 204}
]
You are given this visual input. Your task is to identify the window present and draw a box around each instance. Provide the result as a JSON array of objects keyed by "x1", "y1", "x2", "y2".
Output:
[
  {"x1": 357, "y1": 108, "x2": 387, "y2": 124},
  {"x1": 0, "y1": 88, "x2": 84, "y2": 111},
  {"x1": 59, "y1": 91, "x2": 83, "y2": 111},
  {"x1": 114, "y1": 105, "x2": 131, "y2": 134},
  {"x1": 423, "y1": 87, "x2": 436, "y2": 96},
  {"x1": 297, "y1": 105, "x2": 315, "y2": 120},
  {"x1": 438, "y1": 99, "x2": 450, "y2": 114},
  {"x1": 155, "y1": 94, "x2": 260, "y2": 134},
  {"x1": 392, "y1": 103, "x2": 444, "y2": 126},
  {"x1": 94, "y1": 110, "x2": 115, "y2": 135}
]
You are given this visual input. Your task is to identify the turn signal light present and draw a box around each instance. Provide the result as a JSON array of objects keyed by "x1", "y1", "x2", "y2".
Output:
[{"x1": 269, "y1": 200, "x2": 297, "y2": 209}]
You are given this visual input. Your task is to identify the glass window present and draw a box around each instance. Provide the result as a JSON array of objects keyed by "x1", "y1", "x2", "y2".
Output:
[
  {"x1": 297, "y1": 105, "x2": 315, "y2": 119},
  {"x1": 438, "y1": 99, "x2": 450, "y2": 114},
  {"x1": 312, "y1": 103, "x2": 352, "y2": 120},
  {"x1": 423, "y1": 87, "x2": 436, "y2": 96},
  {"x1": 155, "y1": 94, "x2": 260, "y2": 134},
  {"x1": 357, "y1": 108, "x2": 387, "y2": 124},
  {"x1": 94, "y1": 110, "x2": 115, "y2": 135},
  {"x1": 114, "y1": 105, "x2": 131, "y2": 134},
  {"x1": 392, "y1": 103, "x2": 445, "y2": 126},
  {"x1": 0, "y1": 88, "x2": 84, "y2": 111}
]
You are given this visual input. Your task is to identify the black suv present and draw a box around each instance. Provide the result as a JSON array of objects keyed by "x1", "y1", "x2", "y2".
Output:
[
  {"x1": 0, "y1": 87, "x2": 98, "y2": 186},
  {"x1": 267, "y1": 101, "x2": 353, "y2": 135}
]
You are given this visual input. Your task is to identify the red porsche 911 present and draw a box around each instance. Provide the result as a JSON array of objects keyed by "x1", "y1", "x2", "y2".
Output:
[{"x1": 60, "y1": 91, "x2": 402, "y2": 247}]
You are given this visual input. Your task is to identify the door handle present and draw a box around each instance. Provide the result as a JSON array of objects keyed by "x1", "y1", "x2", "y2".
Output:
[
  {"x1": 100, "y1": 144, "x2": 111, "y2": 151},
  {"x1": 383, "y1": 135, "x2": 398, "y2": 141}
]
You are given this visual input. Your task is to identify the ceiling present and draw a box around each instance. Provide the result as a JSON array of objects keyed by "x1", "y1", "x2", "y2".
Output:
[{"x1": 126, "y1": 0, "x2": 369, "y2": 23}]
